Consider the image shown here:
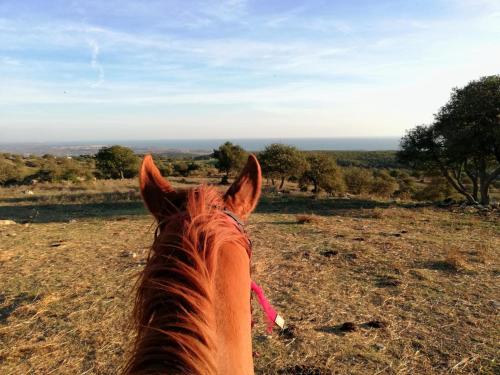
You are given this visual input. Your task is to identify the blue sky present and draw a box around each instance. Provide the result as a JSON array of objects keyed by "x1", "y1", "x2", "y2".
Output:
[{"x1": 1, "y1": 0, "x2": 499, "y2": 142}]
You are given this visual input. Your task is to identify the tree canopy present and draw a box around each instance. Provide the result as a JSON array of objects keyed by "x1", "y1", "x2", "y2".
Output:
[
  {"x1": 95, "y1": 145, "x2": 140, "y2": 179},
  {"x1": 212, "y1": 142, "x2": 247, "y2": 181},
  {"x1": 398, "y1": 75, "x2": 500, "y2": 204},
  {"x1": 258, "y1": 143, "x2": 307, "y2": 189},
  {"x1": 301, "y1": 153, "x2": 344, "y2": 194}
]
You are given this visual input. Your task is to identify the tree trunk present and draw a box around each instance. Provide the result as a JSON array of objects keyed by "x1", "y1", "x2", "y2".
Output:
[
  {"x1": 479, "y1": 165, "x2": 500, "y2": 205},
  {"x1": 479, "y1": 183, "x2": 490, "y2": 205},
  {"x1": 464, "y1": 164, "x2": 478, "y2": 201},
  {"x1": 120, "y1": 170, "x2": 124, "y2": 180},
  {"x1": 472, "y1": 178, "x2": 479, "y2": 201},
  {"x1": 279, "y1": 177, "x2": 285, "y2": 190},
  {"x1": 439, "y1": 166, "x2": 477, "y2": 204}
]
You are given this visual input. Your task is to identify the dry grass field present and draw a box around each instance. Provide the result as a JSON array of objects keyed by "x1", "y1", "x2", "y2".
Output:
[{"x1": 0, "y1": 179, "x2": 499, "y2": 374}]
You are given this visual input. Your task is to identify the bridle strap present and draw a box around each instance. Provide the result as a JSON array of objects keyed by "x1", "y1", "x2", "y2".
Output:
[
  {"x1": 222, "y1": 208, "x2": 245, "y2": 228},
  {"x1": 222, "y1": 208, "x2": 253, "y2": 256}
]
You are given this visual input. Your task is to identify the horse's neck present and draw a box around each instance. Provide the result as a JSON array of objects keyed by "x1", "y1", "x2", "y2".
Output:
[{"x1": 213, "y1": 242, "x2": 254, "y2": 375}]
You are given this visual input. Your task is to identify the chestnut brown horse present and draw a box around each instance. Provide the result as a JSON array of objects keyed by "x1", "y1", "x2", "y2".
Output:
[{"x1": 124, "y1": 154, "x2": 262, "y2": 374}]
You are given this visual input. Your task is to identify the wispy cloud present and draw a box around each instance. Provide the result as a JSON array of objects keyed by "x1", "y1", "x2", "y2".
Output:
[
  {"x1": 87, "y1": 39, "x2": 104, "y2": 87},
  {"x1": 1, "y1": 56, "x2": 20, "y2": 66}
]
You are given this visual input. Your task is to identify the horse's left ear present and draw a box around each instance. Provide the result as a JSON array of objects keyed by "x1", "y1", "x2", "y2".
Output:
[
  {"x1": 139, "y1": 154, "x2": 175, "y2": 220},
  {"x1": 224, "y1": 154, "x2": 262, "y2": 221}
]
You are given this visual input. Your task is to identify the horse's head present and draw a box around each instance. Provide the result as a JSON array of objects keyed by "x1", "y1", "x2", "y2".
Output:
[
  {"x1": 126, "y1": 154, "x2": 262, "y2": 375},
  {"x1": 139, "y1": 153, "x2": 262, "y2": 225}
]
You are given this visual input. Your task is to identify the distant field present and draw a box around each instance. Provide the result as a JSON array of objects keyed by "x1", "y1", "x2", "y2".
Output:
[
  {"x1": 0, "y1": 179, "x2": 499, "y2": 374},
  {"x1": 311, "y1": 150, "x2": 400, "y2": 169}
]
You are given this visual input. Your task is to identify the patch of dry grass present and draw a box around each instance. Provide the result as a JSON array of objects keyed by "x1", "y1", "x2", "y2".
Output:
[
  {"x1": 442, "y1": 248, "x2": 472, "y2": 272},
  {"x1": 295, "y1": 214, "x2": 321, "y2": 224},
  {"x1": 0, "y1": 180, "x2": 499, "y2": 374}
]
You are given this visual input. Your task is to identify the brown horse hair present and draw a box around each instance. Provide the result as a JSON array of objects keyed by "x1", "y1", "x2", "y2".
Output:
[{"x1": 123, "y1": 185, "x2": 251, "y2": 374}]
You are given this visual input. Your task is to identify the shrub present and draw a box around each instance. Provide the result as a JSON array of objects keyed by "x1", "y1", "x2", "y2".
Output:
[
  {"x1": 344, "y1": 167, "x2": 373, "y2": 195},
  {"x1": 413, "y1": 177, "x2": 457, "y2": 201},
  {"x1": 0, "y1": 158, "x2": 22, "y2": 185},
  {"x1": 370, "y1": 170, "x2": 398, "y2": 197},
  {"x1": 393, "y1": 176, "x2": 417, "y2": 200},
  {"x1": 173, "y1": 161, "x2": 190, "y2": 177}
]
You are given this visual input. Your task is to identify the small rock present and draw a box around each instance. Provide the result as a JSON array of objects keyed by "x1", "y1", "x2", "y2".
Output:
[
  {"x1": 339, "y1": 322, "x2": 357, "y2": 332},
  {"x1": 321, "y1": 250, "x2": 338, "y2": 258},
  {"x1": 49, "y1": 240, "x2": 65, "y2": 247},
  {"x1": 279, "y1": 324, "x2": 297, "y2": 339},
  {"x1": 378, "y1": 278, "x2": 402, "y2": 287},
  {"x1": 278, "y1": 365, "x2": 327, "y2": 375},
  {"x1": 366, "y1": 320, "x2": 387, "y2": 329},
  {"x1": 68, "y1": 219, "x2": 77, "y2": 223},
  {"x1": 0, "y1": 220, "x2": 16, "y2": 226},
  {"x1": 490, "y1": 300, "x2": 500, "y2": 309},
  {"x1": 344, "y1": 253, "x2": 358, "y2": 261},
  {"x1": 373, "y1": 343, "x2": 385, "y2": 351}
]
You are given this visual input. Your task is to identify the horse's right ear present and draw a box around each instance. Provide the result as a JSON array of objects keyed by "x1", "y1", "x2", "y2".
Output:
[{"x1": 139, "y1": 155, "x2": 175, "y2": 220}]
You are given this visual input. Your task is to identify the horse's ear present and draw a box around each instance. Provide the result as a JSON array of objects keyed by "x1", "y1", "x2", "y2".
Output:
[
  {"x1": 224, "y1": 154, "x2": 262, "y2": 221},
  {"x1": 139, "y1": 154, "x2": 174, "y2": 220}
]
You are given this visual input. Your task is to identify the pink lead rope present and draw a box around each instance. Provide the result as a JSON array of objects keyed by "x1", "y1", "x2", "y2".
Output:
[
  {"x1": 251, "y1": 281, "x2": 285, "y2": 333},
  {"x1": 222, "y1": 208, "x2": 285, "y2": 333}
]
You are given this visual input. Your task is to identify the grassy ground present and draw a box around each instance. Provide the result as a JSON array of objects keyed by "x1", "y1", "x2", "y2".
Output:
[{"x1": 0, "y1": 179, "x2": 498, "y2": 374}]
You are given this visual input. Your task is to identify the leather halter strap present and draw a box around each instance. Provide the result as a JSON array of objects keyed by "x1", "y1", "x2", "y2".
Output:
[{"x1": 222, "y1": 208, "x2": 252, "y2": 257}]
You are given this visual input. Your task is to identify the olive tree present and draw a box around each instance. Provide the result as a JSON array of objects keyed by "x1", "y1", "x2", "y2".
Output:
[
  {"x1": 258, "y1": 143, "x2": 307, "y2": 189},
  {"x1": 95, "y1": 145, "x2": 140, "y2": 179},
  {"x1": 212, "y1": 142, "x2": 247, "y2": 182},
  {"x1": 301, "y1": 153, "x2": 344, "y2": 194},
  {"x1": 398, "y1": 75, "x2": 500, "y2": 205}
]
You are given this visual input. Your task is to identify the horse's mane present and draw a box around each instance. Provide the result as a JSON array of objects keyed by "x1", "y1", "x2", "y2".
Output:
[{"x1": 124, "y1": 185, "x2": 249, "y2": 374}]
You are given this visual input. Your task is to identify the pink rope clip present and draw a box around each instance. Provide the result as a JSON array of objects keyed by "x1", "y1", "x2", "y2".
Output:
[{"x1": 251, "y1": 281, "x2": 285, "y2": 333}]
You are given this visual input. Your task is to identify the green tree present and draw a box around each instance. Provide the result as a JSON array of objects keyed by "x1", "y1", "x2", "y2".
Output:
[
  {"x1": 258, "y1": 144, "x2": 307, "y2": 189},
  {"x1": 398, "y1": 75, "x2": 500, "y2": 205},
  {"x1": 212, "y1": 142, "x2": 247, "y2": 181},
  {"x1": 301, "y1": 153, "x2": 344, "y2": 194},
  {"x1": 95, "y1": 145, "x2": 139, "y2": 179}
]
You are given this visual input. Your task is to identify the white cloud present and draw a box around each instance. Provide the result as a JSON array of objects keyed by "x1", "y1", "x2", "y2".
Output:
[
  {"x1": 87, "y1": 39, "x2": 104, "y2": 87},
  {"x1": 1, "y1": 56, "x2": 20, "y2": 66}
]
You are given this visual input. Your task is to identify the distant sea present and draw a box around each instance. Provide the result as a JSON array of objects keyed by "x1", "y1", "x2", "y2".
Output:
[{"x1": 0, "y1": 137, "x2": 400, "y2": 156}]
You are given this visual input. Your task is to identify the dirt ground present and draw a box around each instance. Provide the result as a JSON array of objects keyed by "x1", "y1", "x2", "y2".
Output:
[{"x1": 0, "y1": 179, "x2": 498, "y2": 374}]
